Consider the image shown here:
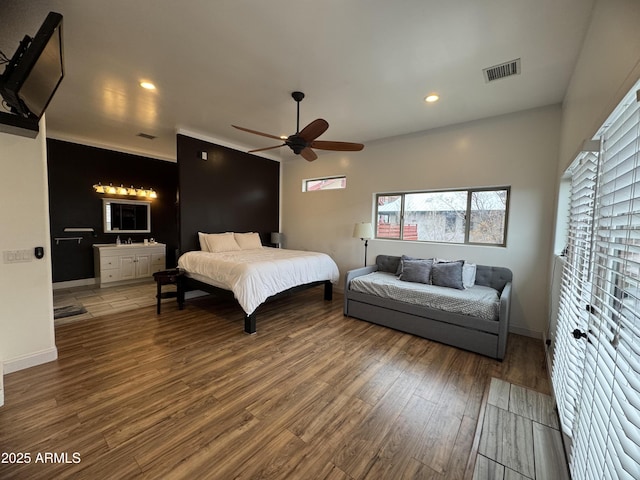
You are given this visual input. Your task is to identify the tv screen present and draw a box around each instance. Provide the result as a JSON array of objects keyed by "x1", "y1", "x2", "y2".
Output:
[{"x1": 0, "y1": 12, "x2": 64, "y2": 119}]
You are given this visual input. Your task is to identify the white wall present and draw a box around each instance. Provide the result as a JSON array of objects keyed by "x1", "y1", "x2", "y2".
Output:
[
  {"x1": 559, "y1": 0, "x2": 640, "y2": 172},
  {"x1": 282, "y1": 105, "x2": 561, "y2": 337},
  {"x1": 0, "y1": 121, "x2": 57, "y2": 384}
]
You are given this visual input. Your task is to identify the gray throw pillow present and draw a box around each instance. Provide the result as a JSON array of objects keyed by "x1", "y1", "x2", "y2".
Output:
[
  {"x1": 431, "y1": 261, "x2": 464, "y2": 289},
  {"x1": 396, "y1": 254, "x2": 418, "y2": 275},
  {"x1": 399, "y1": 258, "x2": 433, "y2": 284}
]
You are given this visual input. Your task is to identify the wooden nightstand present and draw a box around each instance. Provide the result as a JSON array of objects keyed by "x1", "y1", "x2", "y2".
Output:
[{"x1": 152, "y1": 268, "x2": 185, "y2": 314}]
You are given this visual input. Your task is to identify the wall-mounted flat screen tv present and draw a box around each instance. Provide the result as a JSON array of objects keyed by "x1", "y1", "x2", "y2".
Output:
[{"x1": 0, "y1": 11, "x2": 64, "y2": 119}]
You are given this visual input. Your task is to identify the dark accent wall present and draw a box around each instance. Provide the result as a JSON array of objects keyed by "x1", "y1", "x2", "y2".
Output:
[
  {"x1": 47, "y1": 139, "x2": 178, "y2": 283},
  {"x1": 177, "y1": 134, "x2": 279, "y2": 253}
]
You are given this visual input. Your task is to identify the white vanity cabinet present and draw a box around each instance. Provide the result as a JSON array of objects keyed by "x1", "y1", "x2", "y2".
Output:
[{"x1": 94, "y1": 243, "x2": 166, "y2": 287}]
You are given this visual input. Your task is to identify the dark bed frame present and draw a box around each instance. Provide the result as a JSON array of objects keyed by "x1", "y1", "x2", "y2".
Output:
[{"x1": 181, "y1": 275, "x2": 333, "y2": 334}]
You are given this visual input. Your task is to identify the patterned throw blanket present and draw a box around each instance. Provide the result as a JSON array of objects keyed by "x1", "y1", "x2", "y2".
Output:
[{"x1": 349, "y1": 271, "x2": 500, "y2": 321}]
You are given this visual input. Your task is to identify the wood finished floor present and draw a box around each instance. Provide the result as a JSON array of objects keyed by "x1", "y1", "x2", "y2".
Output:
[
  {"x1": 52, "y1": 281, "x2": 161, "y2": 325},
  {"x1": 2, "y1": 287, "x2": 551, "y2": 479},
  {"x1": 474, "y1": 379, "x2": 568, "y2": 480}
]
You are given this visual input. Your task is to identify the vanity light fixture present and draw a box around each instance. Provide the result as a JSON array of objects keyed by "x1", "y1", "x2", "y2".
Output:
[{"x1": 92, "y1": 182, "x2": 158, "y2": 198}]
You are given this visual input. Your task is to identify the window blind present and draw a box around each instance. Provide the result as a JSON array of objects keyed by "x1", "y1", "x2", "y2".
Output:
[
  {"x1": 570, "y1": 87, "x2": 640, "y2": 479},
  {"x1": 552, "y1": 151, "x2": 598, "y2": 436}
]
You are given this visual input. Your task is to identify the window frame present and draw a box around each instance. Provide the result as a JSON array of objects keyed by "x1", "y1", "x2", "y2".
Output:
[{"x1": 374, "y1": 186, "x2": 510, "y2": 246}]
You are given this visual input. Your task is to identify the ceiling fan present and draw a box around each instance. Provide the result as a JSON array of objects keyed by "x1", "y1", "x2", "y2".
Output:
[{"x1": 232, "y1": 91, "x2": 364, "y2": 161}]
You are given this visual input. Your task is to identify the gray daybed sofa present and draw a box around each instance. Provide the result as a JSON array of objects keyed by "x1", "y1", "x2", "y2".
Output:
[{"x1": 344, "y1": 255, "x2": 513, "y2": 360}]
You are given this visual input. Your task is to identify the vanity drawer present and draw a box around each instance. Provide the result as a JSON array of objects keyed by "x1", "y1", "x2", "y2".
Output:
[
  {"x1": 151, "y1": 253, "x2": 165, "y2": 268},
  {"x1": 100, "y1": 257, "x2": 119, "y2": 270},
  {"x1": 100, "y1": 269, "x2": 121, "y2": 283}
]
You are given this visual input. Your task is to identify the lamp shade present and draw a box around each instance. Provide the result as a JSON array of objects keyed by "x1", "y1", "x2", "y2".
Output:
[
  {"x1": 353, "y1": 222, "x2": 374, "y2": 239},
  {"x1": 271, "y1": 232, "x2": 283, "y2": 244}
]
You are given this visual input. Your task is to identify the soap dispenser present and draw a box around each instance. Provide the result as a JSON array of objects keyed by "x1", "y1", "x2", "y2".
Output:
[{"x1": 116, "y1": 235, "x2": 121, "y2": 246}]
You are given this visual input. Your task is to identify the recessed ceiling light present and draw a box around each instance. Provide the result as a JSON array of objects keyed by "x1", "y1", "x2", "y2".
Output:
[
  {"x1": 425, "y1": 94, "x2": 439, "y2": 103},
  {"x1": 140, "y1": 81, "x2": 156, "y2": 90}
]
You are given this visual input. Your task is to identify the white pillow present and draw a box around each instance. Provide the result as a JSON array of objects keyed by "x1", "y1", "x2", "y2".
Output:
[
  {"x1": 463, "y1": 263, "x2": 477, "y2": 289},
  {"x1": 201, "y1": 232, "x2": 241, "y2": 253},
  {"x1": 234, "y1": 232, "x2": 263, "y2": 250},
  {"x1": 198, "y1": 232, "x2": 210, "y2": 252}
]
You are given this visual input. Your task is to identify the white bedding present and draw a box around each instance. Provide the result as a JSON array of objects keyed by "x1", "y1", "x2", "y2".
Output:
[{"x1": 177, "y1": 247, "x2": 340, "y2": 315}]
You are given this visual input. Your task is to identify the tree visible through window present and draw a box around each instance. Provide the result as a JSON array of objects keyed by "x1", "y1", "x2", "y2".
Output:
[
  {"x1": 469, "y1": 190, "x2": 508, "y2": 244},
  {"x1": 375, "y1": 187, "x2": 509, "y2": 246}
]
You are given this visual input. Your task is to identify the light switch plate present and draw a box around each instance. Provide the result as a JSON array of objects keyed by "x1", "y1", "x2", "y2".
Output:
[{"x1": 3, "y1": 249, "x2": 32, "y2": 263}]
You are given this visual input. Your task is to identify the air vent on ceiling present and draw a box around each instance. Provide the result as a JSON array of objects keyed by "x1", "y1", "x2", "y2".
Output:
[
  {"x1": 483, "y1": 58, "x2": 521, "y2": 83},
  {"x1": 137, "y1": 132, "x2": 156, "y2": 140}
]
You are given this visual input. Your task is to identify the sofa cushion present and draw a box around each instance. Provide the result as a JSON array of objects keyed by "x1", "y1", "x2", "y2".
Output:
[
  {"x1": 399, "y1": 258, "x2": 433, "y2": 284},
  {"x1": 432, "y1": 261, "x2": 464, "y2": 289},
  {"x1": 377, "y1": 255, "x2": 402, "y2": 274},
  {"x1": 349, "y1": 271, "x2": 500, "y2": 321}
]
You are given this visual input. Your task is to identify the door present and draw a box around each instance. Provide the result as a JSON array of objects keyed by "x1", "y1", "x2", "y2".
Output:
[
  {"x1": 135, "y1": 254, "x2": 152, "y2": 278},
  {"x1": 119, "y1": 255, "x2": 136, "y2": 280},
  {"x1": 552, "y1": 151, "x2": 596, "y2": 440},
  {"x1": 552, "y1": 82, "x2": 640, "y2": 479}
]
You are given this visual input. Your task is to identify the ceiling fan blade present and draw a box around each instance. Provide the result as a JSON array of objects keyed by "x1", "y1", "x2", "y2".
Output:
[
  {"x1": 232, "y1": 125, "x2": 282, "y2": 141},
  {"x1": 248, "y1": 144, "x2": 285, "y2": 153},
  {"x1": 300, "y1": 147, "x2": 318, "y2": 162},
  {"x1": 310, "y1": 140, "x2": 364, "y2": 151},
  {"x1": 298, "y1": 119, "x2": 329, "y2": 142}
]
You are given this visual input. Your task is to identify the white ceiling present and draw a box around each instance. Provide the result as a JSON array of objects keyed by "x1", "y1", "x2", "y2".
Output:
[{"x1": 0, "y1": 0, "x2": 595, "y2": 162}]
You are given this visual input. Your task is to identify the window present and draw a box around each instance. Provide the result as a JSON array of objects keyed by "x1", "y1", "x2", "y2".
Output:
[
  {"x1": 375, "y1": 187, "x2": 509, "y2": 246},
  {"x1": 302, "y1": 176, "x2": 346, "y2": 192}
]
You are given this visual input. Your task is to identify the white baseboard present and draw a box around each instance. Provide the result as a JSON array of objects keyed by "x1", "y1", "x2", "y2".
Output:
[
  {"x1": 509, "y1": 325, "x2": 543, "y2": 339},
  {"x1": 3, "y1": 347, "x2": 58, "y2": 374},
  {"x1": 53, "y1": 278, "x2": 97, "y2": 290}
]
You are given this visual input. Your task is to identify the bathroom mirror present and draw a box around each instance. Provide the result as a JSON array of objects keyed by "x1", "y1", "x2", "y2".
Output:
[{"x1": 103, "y1": 199, "x2": 151, "y2": 233}]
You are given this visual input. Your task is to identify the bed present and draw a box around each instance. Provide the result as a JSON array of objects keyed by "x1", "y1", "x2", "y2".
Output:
[
  {"x1": 344, "y1": 255, "x2": 512, "y2": 360},
  {"x1": 177, "y1": 233, "x2": 340, "y2": 333}
]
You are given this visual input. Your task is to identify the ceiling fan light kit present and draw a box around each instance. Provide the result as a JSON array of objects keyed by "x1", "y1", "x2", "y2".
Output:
[{"x1": 232, "y1": 91, "x2": 364, "y2": 161}]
